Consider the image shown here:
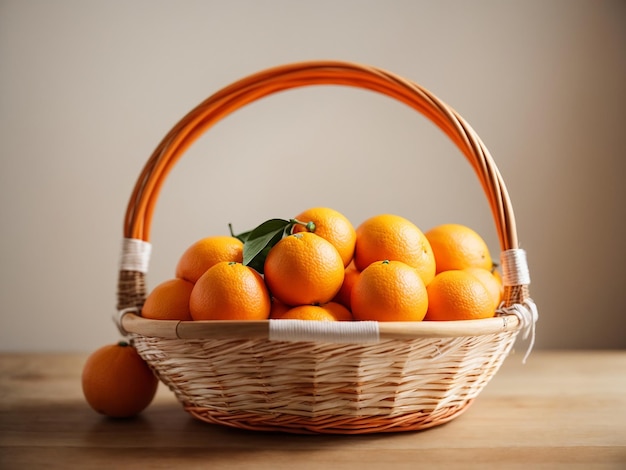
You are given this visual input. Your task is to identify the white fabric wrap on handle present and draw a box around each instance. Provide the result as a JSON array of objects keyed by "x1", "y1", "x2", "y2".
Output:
[
  {"x1": 496, "y1": 248, "x2": 538, "y2": 363},
  {"x1": 500, "y1": 248, "x2": 531, "y2": 287},
  {"x1": 114, "y1": 238, "x2": 152, "y2": 335},
  {"x1": 120, "y1": 238, "x2": 152, "y2": 273},
  {"x1": 269, "y1": 319, "x2": 380, "y2": 344}
]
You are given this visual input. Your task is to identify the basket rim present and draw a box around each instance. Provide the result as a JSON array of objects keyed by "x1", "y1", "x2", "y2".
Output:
[{"x1": 121, "y1": 311, "x2": 521, "y2": 341}]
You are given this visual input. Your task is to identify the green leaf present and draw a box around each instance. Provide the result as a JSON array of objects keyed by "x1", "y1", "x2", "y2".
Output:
[
  {"x1": 245, "y1": 244, "x2": 272, "y2": 273},
  {"x1": 242, "y1": 218, "x2": 292, "y2": 271}
]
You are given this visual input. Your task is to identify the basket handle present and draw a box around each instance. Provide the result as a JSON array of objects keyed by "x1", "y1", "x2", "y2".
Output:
[{"x1": 117, "y1": 60, "x2": 531, "y2": 315}]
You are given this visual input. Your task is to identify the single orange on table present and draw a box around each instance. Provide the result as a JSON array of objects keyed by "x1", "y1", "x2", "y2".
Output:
[
  {"x1": 354, "y1": 214, "x2": 436, "y2": 286},
  {"x1": 264, "y1": 232, "x2": 345, "y2": 306},
  {"x1": 175, "y1": 235, "x2": 243, "y2": 283},
  {"x1": 425, "y1": 223, "x2": 493, "y2": 274},
  {"x1": 190, "y1": 261, "x2": 271, "y2": 320},
  {"x1": 292, "y1": 207, "x2": 356, "y2": 267},
  {"x1": 141, "y1": 278, "x2": 194, "y2": 321},
  {"x1": 82, "y1": 341, "x2": 158, "y2": 418},
  {"x1": 351, "y1": 260, "x2": 428, "y2": 322},
  {"x1": 425, "y1": 269, "x2": 495, "y2": 321},
  {"x1": 272, "y1": 302, "x2": 353, "y2": 321}
]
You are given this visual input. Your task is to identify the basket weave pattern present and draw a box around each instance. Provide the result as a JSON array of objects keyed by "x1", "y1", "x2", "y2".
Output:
[
  {"x1": 117, "y1": 61, "x2": 535, "y2": 434},
  {"x1": 131, "y1": 330, "x2": 517, "y2": 433}
]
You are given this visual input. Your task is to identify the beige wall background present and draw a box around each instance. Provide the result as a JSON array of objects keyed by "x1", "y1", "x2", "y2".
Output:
[{"x1": 1, "y1": 0, "x2": 624, "y2": 352}]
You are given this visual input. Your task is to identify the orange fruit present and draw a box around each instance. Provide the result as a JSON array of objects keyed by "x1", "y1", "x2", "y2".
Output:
[
  {"x1": 354, "y1": 214, "x2": 436, "y2": 285},
  {"x1": 175, "y1": 236, "x2": 243, "y2": 283},
  {"x1": 264, "y1": 232, "x2": 345, "y2": 306},
  {"x1": 292, "y1": 207, "x2": 356, "y2": 267},
  {"x1": 425, "y1": 270, "x2": 495, "y2": 321},
  {"x1": 351, "y1": 260, "x2": 428, "y2": 322},
  {"x1": 269, "y1": 298, "x2": 291, "y2": 318},
  {"x1": 322, "y1": 301, "x2": 354, "y2": 321},
  {"x1": 189, "y1": 261, "x2": 271, "y2": 320},
  {"x1": 141, "y1": 278, "x2": 194, "y2": 321},
  {"x1": 332, "y1": 261, "x2": 360, "y2": 311},
  {"x1": 424, "y1": 223, "x2": 493, "y2": 274},
  {"x1": 492, "y1": 267, "x2": 502, "y2": 284},
  {"x1": 273, "y1": 302, "x2": 353, "y2": 321},
  {"x1": 492, "y1": 268, "x2": 505, "y2": 301},
  {"x1": 464, "y1": 267, "x2": 503, "y2": 310},
  {"x1": 81, "y1": 341, "x2": 158, "y2": 418}
]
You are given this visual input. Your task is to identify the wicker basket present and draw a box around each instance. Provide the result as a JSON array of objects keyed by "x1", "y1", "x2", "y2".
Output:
[{"x1": 115, "y1": 60, "x2": 537, "y2": 434}]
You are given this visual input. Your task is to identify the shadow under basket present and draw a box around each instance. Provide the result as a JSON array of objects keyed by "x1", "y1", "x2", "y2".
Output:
[{"x1": 116, "y1": 60, "x2": 537, "y2": 434}]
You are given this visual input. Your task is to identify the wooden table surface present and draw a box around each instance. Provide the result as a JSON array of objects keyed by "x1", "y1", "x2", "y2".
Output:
[{"x1": 1, "y1": 350, "x2": 625, "y2": 469}]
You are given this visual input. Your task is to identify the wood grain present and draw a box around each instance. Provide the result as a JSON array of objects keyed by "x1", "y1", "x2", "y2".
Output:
[{"x1": 1, "y1": 350, "x2": 625, "y2": 469}]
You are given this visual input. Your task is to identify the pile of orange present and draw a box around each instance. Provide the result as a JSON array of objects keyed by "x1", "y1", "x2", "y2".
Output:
[
  {"x1": 141, "y1": 207, "x2": 504, "y2": 324},
  {"x1": 83, "y1": 207, "x2": 504, "y2": 419}
]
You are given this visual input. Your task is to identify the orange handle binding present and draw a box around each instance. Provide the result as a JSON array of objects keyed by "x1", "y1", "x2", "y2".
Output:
[{"x1": 124, "y1": 60, "x2": 517, "y2": 251}]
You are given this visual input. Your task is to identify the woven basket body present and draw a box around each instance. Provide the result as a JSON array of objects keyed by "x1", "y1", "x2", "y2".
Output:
[
  {"x1": 131, "y1": 331, "x2": 518, "y2": 433},
  {"x1": 117, "y1": 61, "x2": 534, "y2": 434}
]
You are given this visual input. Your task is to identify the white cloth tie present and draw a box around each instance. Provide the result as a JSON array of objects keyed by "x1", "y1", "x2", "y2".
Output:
[
  {"x1": 500, "y1": 248, "x2": 531, "y2": 286},
  {"x1": 497, "y1": 248, "x2": 538, "y2": 362},
  {"x1": 269, "y1": 319, "x2": 380, "y2": 344},
  {"x1": 497, "y1": 298, "x2": 538, "y2": 363},
  {"x1": 120, "y1": 238, "x2": 152, "y2": 273}
]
